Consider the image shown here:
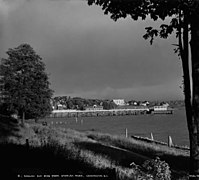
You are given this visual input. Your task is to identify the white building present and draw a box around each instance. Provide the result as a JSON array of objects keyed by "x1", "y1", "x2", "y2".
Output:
[
  {"x1": 154, "y1": 105, "x2": 168, "y2": 111},
  {"x1": 162, "y1": 102, "x2": 169, "y2": 107},
  {"x1": 133, "y1": 101, "x2": 138, "y2": 106},
  {"x1": 141, "y1": 101, "x2": 150, "y2": 106},
  {"x1": 113, "y1": 99, "x2": 126, "y2": 106},
  {"x1": 153, "y1": 102, "x2": 170, "y2": 111}
]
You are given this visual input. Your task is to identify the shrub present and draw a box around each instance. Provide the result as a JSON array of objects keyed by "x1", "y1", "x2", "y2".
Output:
[{"x1": 142, "y1": 157, "x2": 171, "y2": 180}]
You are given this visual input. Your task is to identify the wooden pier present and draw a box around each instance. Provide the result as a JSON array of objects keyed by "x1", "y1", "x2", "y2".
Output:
[
  {"x1": 48, "y1": 108, "x2": 149, "y2": 118},
  {"x1": 151, "y1": 109, "x2": 173, "y2": 114}
]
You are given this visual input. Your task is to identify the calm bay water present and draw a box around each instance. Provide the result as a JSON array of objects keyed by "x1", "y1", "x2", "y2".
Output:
[{"x1": 46, "y1": 108, "x2": 189, "y2": 146}]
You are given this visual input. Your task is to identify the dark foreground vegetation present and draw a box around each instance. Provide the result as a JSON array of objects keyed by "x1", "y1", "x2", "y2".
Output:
[
  {"x1": 0, "y1": 143, "x2": 116, "y2": 180},
  {"x1": 0, "y1": 115, "x2": 189, "y2": 180}
]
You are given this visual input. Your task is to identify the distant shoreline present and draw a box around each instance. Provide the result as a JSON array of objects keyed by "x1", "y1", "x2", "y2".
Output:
[
  {"x1": 50, "y1": 108, "x2": 149, "y2": 118},
  {"x1": 52, "y1": 108, "x2": 149, "y2": 113}
]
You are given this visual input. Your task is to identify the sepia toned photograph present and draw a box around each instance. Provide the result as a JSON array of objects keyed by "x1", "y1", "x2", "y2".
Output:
[{"x1": 0, "y1": 0, "x2": 199, "y2": 179}]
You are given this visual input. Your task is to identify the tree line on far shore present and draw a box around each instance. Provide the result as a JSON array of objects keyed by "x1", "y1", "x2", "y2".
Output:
[
  {"x1": 52, "y1": 96, "x2": 117, "y2": 110},
  {"x1": 52, "y1": 96, "x2": 184, "y2": 111}
]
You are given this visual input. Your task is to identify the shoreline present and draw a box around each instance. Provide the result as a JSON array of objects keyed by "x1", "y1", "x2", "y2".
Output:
[{"x1": 0, "y1": 115, "x2": 189, "y2": 179}]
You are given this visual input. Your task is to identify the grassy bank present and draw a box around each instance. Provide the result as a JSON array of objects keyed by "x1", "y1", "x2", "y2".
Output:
[
  {"x1": 25, "y1": 125, "x2": 150, "y2": 179},
  {"x1": 0, "y1": 118, "x2": 146, "y2": 180},
  {"x1": 0, "y1": 116, "x2": 189, "y2": 179},
  {"x1": 85, "y1": 131, "x2": 189, "y2": 177}
]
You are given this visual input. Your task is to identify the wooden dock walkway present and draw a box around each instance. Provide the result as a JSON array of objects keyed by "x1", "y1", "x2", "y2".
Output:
[{"x1": 48, "y1": 108, "x2": 149, "y2": 118}]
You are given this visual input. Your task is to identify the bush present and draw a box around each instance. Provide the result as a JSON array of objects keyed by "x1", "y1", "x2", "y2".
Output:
[{"x1": 142, "y1": 157, "x2": 171, "y2": 180}]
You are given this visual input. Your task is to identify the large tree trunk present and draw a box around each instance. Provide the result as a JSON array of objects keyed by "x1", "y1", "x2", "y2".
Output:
[
  {"x1": 178, "y1": 9, "x2": 194, "y2": 177},
  {"x1": 189, "y1": 14, "x2": 199, "y2": 179}
]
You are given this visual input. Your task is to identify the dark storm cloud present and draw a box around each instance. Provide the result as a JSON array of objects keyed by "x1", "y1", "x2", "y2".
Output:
[{"x1": 0, "y1": 0, "x2": 183, "y2": 100}]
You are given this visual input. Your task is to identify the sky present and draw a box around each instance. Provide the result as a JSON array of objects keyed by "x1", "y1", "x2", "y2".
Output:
[{"x1": 0, "y1": 0, "x2": 184, "y2": 101}]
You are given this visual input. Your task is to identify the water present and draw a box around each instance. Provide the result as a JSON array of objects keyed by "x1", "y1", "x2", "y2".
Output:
[{"x1": 46, "y1": 108, "x2": 189, "y2": 146}]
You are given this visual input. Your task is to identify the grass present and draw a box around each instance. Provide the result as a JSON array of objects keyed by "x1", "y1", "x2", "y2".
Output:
[
  {"x1": 0, "y1": 142, "x2": 116, "y2": 179},
  {"x1": 0, "y1": 116, "x2": 189, "y2": 179},
  {"x1": 28, "y1": 125, "x2": 145, "y2": 179},
  {"x1": 0, "y1": 121, "x2": 143, "y2": 180},
  {"x1": 85, "y1": 131, "x2": 189, "y2": 175},
  {"x1": 85, "y1": 131, "x2": 189, "y2": 157},
  {"x1": 29, "y1": 125, "x2": 189, "y2": 179}
]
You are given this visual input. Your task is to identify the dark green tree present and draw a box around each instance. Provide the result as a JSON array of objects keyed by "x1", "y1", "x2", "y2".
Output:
[
  {"x1": 102, "y1": 100, "x2": 117, "y2": 110},
  {"x1": 67, "y1": 100, "x2": 74, "y2": 109},
  {"x1": 88, "y1": 0, "x2": 199, "y2": 178},
  {"x1": 0, "y1": 44, "x2": 53, "y2": 125}
]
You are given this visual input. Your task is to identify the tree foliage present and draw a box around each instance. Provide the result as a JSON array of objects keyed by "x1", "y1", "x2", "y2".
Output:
[
  {"x1": 88, "y1": 0, "x2": 198, "y2": 44},
  {"x1": 142, "y1": 157, "x2": 171, "y2": 180},
  {"x1": 88, "y1": 0, "x2": 199, "y2": 178},
  {"x1": 0, "y1": 44, "x2": 53, "y2": 121},
  {"x1": 52, "y1": 96, "x2": 117, "y2": 110}
]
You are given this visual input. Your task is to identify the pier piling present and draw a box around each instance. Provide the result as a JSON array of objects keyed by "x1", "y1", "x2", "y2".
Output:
[
  {"x1": 150, "y1": 133, "x2": 154, "y2": 141},
  {"x1": 125, "y1": 128, "x2": 128, "y2": 138},
  {"x1": 168, "y1": 136, "x2": 173, "y2": 147}
]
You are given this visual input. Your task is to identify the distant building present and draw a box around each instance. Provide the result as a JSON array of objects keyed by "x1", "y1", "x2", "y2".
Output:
[
  {"x1": 140, "y1": 101, "x2": 150, "y2": 106},
  {"x1": 113, "y1": 99, "x2": 126, "y2": 106},
  {"x1": 57, "y1": 103, "x2": 64, "y2": 110},
  {"x1": 161, "y1": 102, "x2": 169, "y2": 107},
  {"x1": 128, "y1": 100, "x2": 138, "y2": 106},
  {"x1": 154, "y1": 105, "x2": 168, "y2": 111},
  {"x1": 85, "y1": 105, "x2": 103, "y2": 111},
  {"x1": 153, "y1": 102, "x2": 169, "y2": 111},
  {"x1": 132, "y1": 101, "x2": 138, "y2": 106}
]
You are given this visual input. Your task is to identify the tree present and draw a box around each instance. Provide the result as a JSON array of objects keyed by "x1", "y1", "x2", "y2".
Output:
[
  {"x1": 102, "y1": 100, "x2": 117, "y2": 110},
  {"x1": 0, "y1": 44, "x2": 53, "y2": 125},
  {"x1": 88, "y1": 0, "x2": 199, "y2": 178},
  {"x1": 67, "y1": 100, "x2": 74, "y2": 109}
]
